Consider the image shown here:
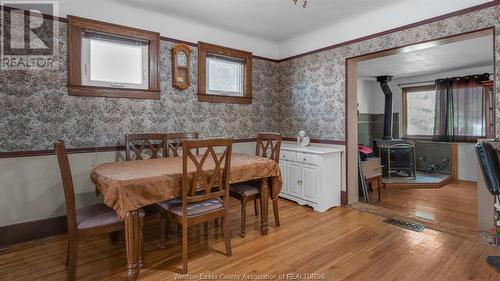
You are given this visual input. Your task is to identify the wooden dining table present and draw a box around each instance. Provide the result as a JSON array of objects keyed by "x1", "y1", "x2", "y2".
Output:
[{"x1": 90, "y1": 153, "x2": 282, "y2": 281}]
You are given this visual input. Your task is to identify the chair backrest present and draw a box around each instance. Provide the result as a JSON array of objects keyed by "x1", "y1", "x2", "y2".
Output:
[
  {"x1": 125, "y1": 133, "x2": 169, "y2": 160},
  {"x1": 166, "y1": 132, "x2": 199, "y2": 157},
  {"x1": 256, "y1": 133, "x2": 282, "y2": 163},
  {"x1": 475, "y1": 142, "x2": 500, "y2": 195},
  {"x1": 54, "y1": 140, "x2": 77, "y2": 233},
  {"x1": 181, "y1": 138, "x2": 232, "y2": 206}
]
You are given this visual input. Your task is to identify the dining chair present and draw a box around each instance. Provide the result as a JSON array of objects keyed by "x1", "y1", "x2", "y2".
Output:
[
  {"x1": 125, "y1": 133, "x2": 169, "y2": 160},
  {"x1": 229, "y1": 133, "x2": 282, "y2": 236},
  {"x1": 157, "y1": 138, "x2": 233, "y2": 274},
  {"x1": 125, "y1": 133, "x2": 170, "y2": 234},
  {"x1": 54, "y1": 140, "x2": 145, "y2": 281},
  {"x1": 160, "y1": 132, "x2": 200, "y2": 241},
  {"x1": 165, "y1": 132, "x2": 199, "y2": 157}
]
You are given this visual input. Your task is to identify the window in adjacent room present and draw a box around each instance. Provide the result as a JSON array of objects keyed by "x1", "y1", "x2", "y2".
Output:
[
  {"x1": 198, "y1": 42, "x2": 252, "y2": 104},
  {"x1": 403, "y1": 86, "x2": 437, "y2": 137},
  {"x1": 403, "y1": 74, "x2": 491, "y2": 141}
]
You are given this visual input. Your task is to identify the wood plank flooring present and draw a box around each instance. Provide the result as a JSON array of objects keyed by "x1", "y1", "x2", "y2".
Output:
[
  {"x1": 368, "y1": 181, "x2": 478, "y2": 233},
  {"x1": 1, "y1": 198, "x2": 499, "y2": 281}
]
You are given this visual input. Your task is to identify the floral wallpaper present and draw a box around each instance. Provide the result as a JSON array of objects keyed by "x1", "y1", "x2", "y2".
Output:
[
  {"x1": 0, "y1": 24, "x2": 281, "y2": 151},
  {"x1": 278, "y1": 4, "x2": 499, "y2": 141},
  {"x1": 0, "y1": 4, "x2": 499, "y2": 152}
]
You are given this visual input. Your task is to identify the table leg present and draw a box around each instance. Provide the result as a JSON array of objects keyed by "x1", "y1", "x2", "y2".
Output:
[
  {"x1": 125, "y1": 211, "x2": 140, "y2": 281},
  {"x1": 377, "y1": 176, "x2": 382, "y2": 201},
  {"x1": 260, "y1": 178, "x2": 269, "y2": 235}
]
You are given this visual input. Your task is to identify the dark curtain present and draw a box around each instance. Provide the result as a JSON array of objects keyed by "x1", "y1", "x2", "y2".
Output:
[{"x1": 433, "y1": 73, "x2": 490, "y2": 142}]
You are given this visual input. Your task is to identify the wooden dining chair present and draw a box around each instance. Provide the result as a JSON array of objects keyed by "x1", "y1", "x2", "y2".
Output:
[
  {"x1": 229, "y1": 133, "x2": 282, "y2": 236},
  {"x1": 165, "y1": 132, "x2": 199, "y2": 157},
  {"x1": 54, "y1": 140, "x2": 145, "y2": 281},
  {"x1": 160, "y1": 132, "x2": 200, "y2": 240},
  {"x1": 125, "y1": 133, "x2": 169, "y2": 160},
  {"x1": 157, "y1": 138, "x2": 233, "y2": 274},
  {"x1": 125, "y1": 133, "x2": 170, "y2": 234}
]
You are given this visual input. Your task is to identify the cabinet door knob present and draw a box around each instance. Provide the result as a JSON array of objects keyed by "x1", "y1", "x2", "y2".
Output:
[{"x1": 303, "y1": 158, "x2": 306, "y2": 161}]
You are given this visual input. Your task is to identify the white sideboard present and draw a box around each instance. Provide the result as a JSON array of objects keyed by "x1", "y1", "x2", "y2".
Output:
[{"x1": 278, "y1": 143, "x2": 344, "y2": 212}]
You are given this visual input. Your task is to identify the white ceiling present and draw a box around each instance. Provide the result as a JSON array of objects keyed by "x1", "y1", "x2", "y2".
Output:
[
  {"x1": 357, "y1": 35, "x2": 494, "y2": 79},
  {"x1": 116, "y1": 0, "x2": 394, "y2": 42},
  {"x1": 59, "y1": 0, "x2": 492, "y2": 59},
  {"x1": 115, "y1": 0, "x2": 490, "y2": 44}
]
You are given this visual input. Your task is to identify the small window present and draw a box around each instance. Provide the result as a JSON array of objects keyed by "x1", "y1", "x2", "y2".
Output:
[
  {"x1": 81, "y1": 31, "x2": 148, "y2": 89},
  {"x1": 198, "y1": 42, "x2": 252, "y2": 104},
  {"x1": 67, "y1": 16, "x2": 160, "y2": 99},
  {"x1": 404, "y1": 87, "x2": 436, "y2": 137},
  {"x1": 206, "y1": 55, "x2": 244, "y2": 96}
]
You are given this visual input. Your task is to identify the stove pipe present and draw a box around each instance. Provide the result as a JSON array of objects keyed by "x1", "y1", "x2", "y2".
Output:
[{"x1": 376, "y1": 75, "x2": 394, "y2": 140}]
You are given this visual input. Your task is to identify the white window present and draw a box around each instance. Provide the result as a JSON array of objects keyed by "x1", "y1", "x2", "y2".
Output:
[
  {"x1": 81, "y1": 31, "x2": 149, "y2": 89},
  {"x1": 206, "y1": 54, "x2": 244, "y2": 96}
]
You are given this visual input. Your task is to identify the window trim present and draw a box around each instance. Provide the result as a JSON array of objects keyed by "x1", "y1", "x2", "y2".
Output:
[
  {"x1": 482, "y1": 80, "x2": 496, "y2": 138},
  {"x1": 402, "y1": 85, "x2": 437, "y2": 139},
  {"x1": 198, "y1": 41, "x2": 252, "y2": 104},
  {"x1": 67, "y1": 15, "x2": 160, "y2": 99}
]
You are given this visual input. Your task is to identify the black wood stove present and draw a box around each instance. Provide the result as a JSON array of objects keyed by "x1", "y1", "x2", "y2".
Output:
[{"x1": 372, "y1": 75, "x2": 416, "y2": 178}]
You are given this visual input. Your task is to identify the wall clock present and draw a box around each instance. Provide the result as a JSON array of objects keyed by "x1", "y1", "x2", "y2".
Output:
[{"x1": 172, "y1": 43, "x2": 192, "y2": 90}]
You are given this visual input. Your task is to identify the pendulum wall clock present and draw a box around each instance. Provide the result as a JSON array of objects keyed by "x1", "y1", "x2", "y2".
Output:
[{"x1": 172, "y1": 43, "x2": 192, "y2": 90}]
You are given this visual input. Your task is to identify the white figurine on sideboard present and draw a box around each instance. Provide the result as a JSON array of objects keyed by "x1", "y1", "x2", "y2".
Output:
[{"x1": 297, "y1": 130, "x2": 310, "y2": 147}]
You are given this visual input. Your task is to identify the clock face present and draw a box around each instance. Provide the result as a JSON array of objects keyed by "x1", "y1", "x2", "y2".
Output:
[{"x1": 176, "y1": 51, "x2": 188, "y2": 67}]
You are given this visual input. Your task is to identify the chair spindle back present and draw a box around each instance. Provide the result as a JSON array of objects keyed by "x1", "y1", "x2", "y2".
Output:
[
  {"x1": 125, "y1": 133, "x2": 169, "y2": 160},
  {"x1": 181, "y1": 138, "x2": 232, "y2": 205},
  {"x1": 166, "y1": 132, "x2": 199, "y2": 157},
  {"x1": 256, "y1": 133, "x2": 282, "y2": 163}
]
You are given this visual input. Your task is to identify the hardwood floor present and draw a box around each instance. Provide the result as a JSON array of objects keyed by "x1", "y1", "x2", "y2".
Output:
[
  {"x1": 1, "y1": 198, "x2": 499, "y2": 281},
  {"x1": 368, "y1": 181, "x2": 478, "y2": 232}
]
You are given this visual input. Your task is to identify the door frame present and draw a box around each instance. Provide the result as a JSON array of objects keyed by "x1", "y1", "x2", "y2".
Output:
[{"x1": 344, "y1": 27, "x2": 495, "y2": 204}]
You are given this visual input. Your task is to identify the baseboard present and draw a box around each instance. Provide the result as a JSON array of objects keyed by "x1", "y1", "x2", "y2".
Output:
[
  {"x1": 453, "y1": 179, "x2": 478, "y2": 186},
  {"x1": 0, "y1": 215, "x2": 67, "y2": 249}
]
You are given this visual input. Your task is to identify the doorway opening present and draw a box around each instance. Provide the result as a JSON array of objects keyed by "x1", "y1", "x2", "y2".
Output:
[{"x1": 345, "y1": 27, "x2": 495, "y2": 236}]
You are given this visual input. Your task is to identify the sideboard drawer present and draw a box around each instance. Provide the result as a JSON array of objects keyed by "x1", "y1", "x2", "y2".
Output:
[
  {"x1": 298, "y1": 152, "x2": 321, "y2": 166},
  {"x1": 280, "y1": 151, "x2": 296, "y2": 162}
]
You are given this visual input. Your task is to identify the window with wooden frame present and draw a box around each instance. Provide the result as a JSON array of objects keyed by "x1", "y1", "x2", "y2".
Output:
[
  {"x1": 403, "y1": 85, "x2": 437, "y2": 139},
  {"x1": 198, "y1": 42, "x2": 252, "y2": 104},
  {"x1": 67, "y1": 16, "x2": 160, "y2": 99}
]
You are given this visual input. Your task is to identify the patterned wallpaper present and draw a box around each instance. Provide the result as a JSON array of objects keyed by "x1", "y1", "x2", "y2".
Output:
[
  {"x1": 278, "y1": 4, "x2": 499, "y2": 141},
  {"x1": 0, "y1": 4, "x2": 499, "y2": 152},
  {"x1": 0, "y1": 24, "x2": 281, "y2": 152}
]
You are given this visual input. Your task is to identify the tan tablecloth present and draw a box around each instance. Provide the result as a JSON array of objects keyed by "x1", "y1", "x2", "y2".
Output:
[{"x1": 90, "y1": 153, "x2": 282, "y2": 218}]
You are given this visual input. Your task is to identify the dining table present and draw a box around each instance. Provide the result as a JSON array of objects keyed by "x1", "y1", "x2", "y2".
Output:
[{"x1": 90, "y1": 153, "x2": 282, "y2": 281}]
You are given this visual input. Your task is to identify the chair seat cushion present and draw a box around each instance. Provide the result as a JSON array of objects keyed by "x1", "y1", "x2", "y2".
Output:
[
  {"x1": 230, "y1": 183, "x2": 260, "y2": 197},
  {"x1": 158, "y1": 198, "x2": 223, "y2": 216},
  {"x1": 77, "y1": 203, "x2": 144, "y2": 229}
]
